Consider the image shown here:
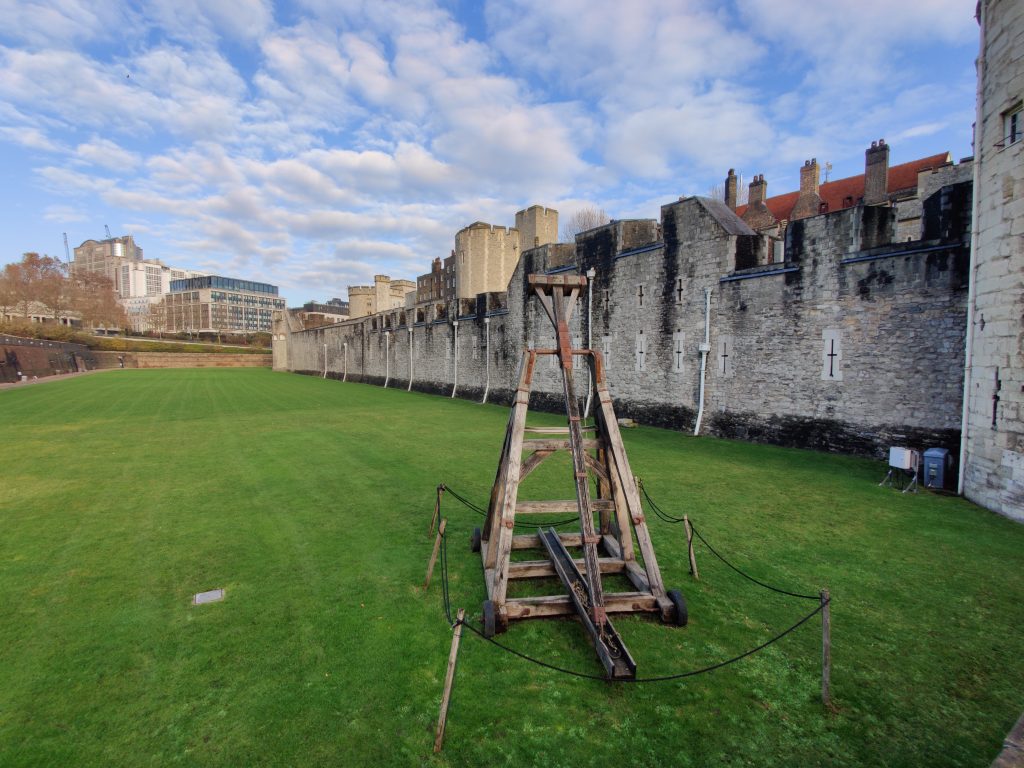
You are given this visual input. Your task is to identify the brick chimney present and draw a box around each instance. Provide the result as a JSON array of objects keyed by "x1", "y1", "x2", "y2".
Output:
[
  {"x1": 864, "y1": 139, "x2": 890, "y2": 205},
  {"x1": 740, "y1": 174, "x2": 776, "y2": 231},
  {"x1": 791, "y1": 159, "x2": 822, "y2": 220},
  {"x1": 725, "y1": 168, "x2": 738, "y2": 210},
  {"x1": 748, "y1": 174, "x2": 767, "y2": 206}
]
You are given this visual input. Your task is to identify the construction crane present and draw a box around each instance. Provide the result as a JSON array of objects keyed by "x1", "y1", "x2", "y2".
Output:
[
  {"x1": 63, "y1": 232, "x2": 71, "y2": 264},
  {"x1": 104, "y1": 224, "x2": 112, "y2": 239}
]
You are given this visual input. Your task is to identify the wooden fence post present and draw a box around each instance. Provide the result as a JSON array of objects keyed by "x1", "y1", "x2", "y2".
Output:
[
  {"x1": 434, "y1": 608, "x2": 466, "y2": 753},
  {"x1": 821, "y1": 589, "x2": 831, "y2": 707},
  {"x1": 423, "y1": 518, "x2": 447, "y2": 590},
  {"x1": 684, "y1": 515, "x2": 700, "y2": 580},
  {"x1": 429, "y1": 485, "x2": 443, "y2": 537}
]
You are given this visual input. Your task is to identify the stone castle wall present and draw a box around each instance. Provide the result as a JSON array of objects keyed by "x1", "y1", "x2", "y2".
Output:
[
  {"x1": 276, "y1": 174, "x2": 971, "y2": 462},
  {"x1": 963, "y1": 0, "x2": 1024, "y2": 520}
]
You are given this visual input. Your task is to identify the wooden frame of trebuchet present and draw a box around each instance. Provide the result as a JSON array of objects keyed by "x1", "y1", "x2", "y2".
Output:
[{"x1": 473, "y1": 273, "x2": 687, "y2": 680}]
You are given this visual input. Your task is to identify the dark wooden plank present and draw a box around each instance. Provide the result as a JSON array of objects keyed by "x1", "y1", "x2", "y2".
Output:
[
  {"x1": 505, "y1": 592, "x2": 659, "y2": 620},
  {"x1": 519, "y1": 450, "x2": 554, "y2": 482},
  {"x1": 508, "y1": 556, "x2": 626, "y2": 579},
  {"x1": 423, "y1": 518, "x2": 447, "y2": 590},
  {"x1": 521, "y1": 438, "x2": 601, "y2": 451},
  {"x1": 433, "y1": 608, "x2": 466, "y2": 753},
  {"x1": 515, "y1": 499, "x2": 614, "y2": 514}
]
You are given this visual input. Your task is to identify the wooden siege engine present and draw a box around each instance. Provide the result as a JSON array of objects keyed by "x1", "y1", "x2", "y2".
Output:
[{"x1": 474, "y1": 273, "x2": 687, "y2": 680}]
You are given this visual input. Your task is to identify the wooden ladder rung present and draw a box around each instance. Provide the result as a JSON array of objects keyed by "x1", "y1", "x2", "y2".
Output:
[
  {"x1": 521, "y1": 438, "x2": 601, "y2": 451},
  {"x1": 524, "y1": 426, "x2": 596, "y2": 434},
  {"x1": 505, "y1": 592, "x2": 659, "y2": 620},
  {"x1": 509, "y1": 557, "x2": 625, "y2": 579},
  {"x1": 515, "y1": 499, "x2": 614, "y2": 514}
]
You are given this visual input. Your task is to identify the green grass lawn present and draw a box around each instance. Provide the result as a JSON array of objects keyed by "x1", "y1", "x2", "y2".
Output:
[{"x1": 1, "y1": 368, "x2": 1021, "y2": 767}]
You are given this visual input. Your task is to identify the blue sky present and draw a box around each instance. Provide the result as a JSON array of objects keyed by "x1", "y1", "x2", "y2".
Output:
[{"x1": 0, "y1": 0, "x2": 978, "y2": 306}]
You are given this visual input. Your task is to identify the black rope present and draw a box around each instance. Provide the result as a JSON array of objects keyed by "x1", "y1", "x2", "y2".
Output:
[
  {"x1": 688, "y1": 524, "x2": 821, "y2": 601},
  {"x1": 454, "y1": 601, "x2": 827, "y2": 683},
  {"x1": 440, "y1": 527, "x2": 453, "y2": 626},
  {"x1": 639, "y1": 481, "x2": 687, "y2": 524},
  {"x1": 639, "y1": 480, "x2": 820, "y2": 601},
  {"x1": 434, "y1": 479, "x2": 828, "y2": 683}
]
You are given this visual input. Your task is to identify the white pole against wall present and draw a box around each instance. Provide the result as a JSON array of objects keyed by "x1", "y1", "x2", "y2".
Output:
[
  {"x1": 482, "y1": 316, "x2": 491, "y2": 404},
  {"x1": 343, "y1": 342, "x2": 348, "y2": 382},
  {"x1": 408, "y1": 326, "x2": 414, "y2": 392},
  {"x1": 323, "y1": 342, "x2": 328, "y2": 378},
  {"x1": 384, "y1": 331, "x2": 391, "y2": 388},
  {"x1": 584, "y1": 267, "x2": 596, "y2": 418},
  {"x1": 694, "y1": 287, "x2": 712, "y2": 436},
  {"x1": 451, "y1": 320, "x2": 459, "y2": 398}
]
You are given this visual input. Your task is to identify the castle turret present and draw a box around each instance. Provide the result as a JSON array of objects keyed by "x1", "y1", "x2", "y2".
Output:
[{"x1": 515, "y1": 205, "x2": 559, "y2": 251}]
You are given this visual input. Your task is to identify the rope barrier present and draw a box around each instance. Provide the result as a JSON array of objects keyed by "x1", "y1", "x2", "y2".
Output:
[
  {"x1": 432, "y1": 479, "x2": 830, "y2": 686},
  {"x1": 639, "y1": 480, "x2": 821, "y2": 601},
  {"x1": 435, "y1": 522, "x2": 829, "y2": 684}
]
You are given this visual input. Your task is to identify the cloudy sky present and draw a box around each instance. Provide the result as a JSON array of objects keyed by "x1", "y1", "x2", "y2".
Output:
[{"x1": 0, "y1": 0, "x2": 978, "y2": 305}]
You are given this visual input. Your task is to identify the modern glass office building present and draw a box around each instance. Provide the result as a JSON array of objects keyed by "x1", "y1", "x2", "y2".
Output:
[{"x1": 163, "y1": 275, "x2": 286, "y2": 333}]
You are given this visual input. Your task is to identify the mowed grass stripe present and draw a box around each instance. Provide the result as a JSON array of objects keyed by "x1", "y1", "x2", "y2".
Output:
[{"x1": 0, "y1": 368, "x2": 1022, "y2": 767}]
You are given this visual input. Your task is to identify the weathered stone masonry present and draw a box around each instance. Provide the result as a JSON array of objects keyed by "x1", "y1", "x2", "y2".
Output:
[{"x1": 275, "y1": 176, "x2": 970, "y2": 462}]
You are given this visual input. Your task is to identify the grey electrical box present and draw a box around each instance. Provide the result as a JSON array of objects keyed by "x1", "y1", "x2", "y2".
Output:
[{"x1": 923, "y1": 448, "x2": 951, "y2": 489}]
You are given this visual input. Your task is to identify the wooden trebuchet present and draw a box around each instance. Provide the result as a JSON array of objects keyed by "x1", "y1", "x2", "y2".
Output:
[{"x1": 475, "y1": 273, "x2": 686, "y2": 678}]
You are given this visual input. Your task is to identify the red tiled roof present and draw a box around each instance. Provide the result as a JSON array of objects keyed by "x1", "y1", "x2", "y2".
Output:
[{"x1": 734, "y1": 152, "x2": 952, "y2": 221}]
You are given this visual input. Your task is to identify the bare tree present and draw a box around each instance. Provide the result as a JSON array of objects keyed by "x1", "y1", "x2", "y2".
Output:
[
  {"x1": 708, "y1": 173, "x2": 748, "y2": 206},
  {"x1": 561, "y1": 206, "x2": 610, "y2": 241}
]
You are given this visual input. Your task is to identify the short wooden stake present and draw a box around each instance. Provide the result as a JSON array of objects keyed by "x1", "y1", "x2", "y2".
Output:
[
  {"x1": 429, "y1": 486, "x2": 443, "y2": 537},
  {"x1": 434, "y1": 608, "x2": 466, "y2": 753},
  {"x1": 423, "y1": 518, "x2": 447, "y2": 590},
  {"x1": 684, "y1": 515, "x2": 700, "y2": 581},
  {"x1": 821, "y1": 589, "x2": 832, "y2": 707}
]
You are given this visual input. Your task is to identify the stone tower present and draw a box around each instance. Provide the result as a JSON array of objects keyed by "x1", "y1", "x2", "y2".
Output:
[{"x1": 515, "y1": 205, "x2": 559, "y2": 251}]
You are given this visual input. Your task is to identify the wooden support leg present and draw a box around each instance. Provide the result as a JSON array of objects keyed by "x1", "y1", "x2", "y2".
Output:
[
  {"x1": 434, "y1": 608, "x2": 466, "y2": 753},
  {"x1": 429, "y1": 485, "x2": 443, "y2": 538},
  {"x1": 424, "y1": 519, "x2": 447, "y2": 590},
  {"x1": 821, "y1": 589, "x2": 832, "y2": 708},
  {"x1": 684, "y1": 515, "x2": 700, "y2": 580}
]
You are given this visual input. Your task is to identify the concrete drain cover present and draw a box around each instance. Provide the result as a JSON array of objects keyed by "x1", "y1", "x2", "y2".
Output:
[{"x1": 192, "y1": 589, "x2": 225, "y2": 605}]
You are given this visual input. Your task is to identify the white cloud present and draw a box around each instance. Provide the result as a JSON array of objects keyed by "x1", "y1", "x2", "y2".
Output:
[
  {"x1": 75, "y1": 138, "x2": 141, "y2": 171},
  {"x1": 0, "y1": 125, "x2": 63, "y2": 152},
  {"x1": 43, "y1": 204, "x2": 88, "y2": 223},
  {"x1": 0, "y1": 0, "x2": 132, "y2": 47}
]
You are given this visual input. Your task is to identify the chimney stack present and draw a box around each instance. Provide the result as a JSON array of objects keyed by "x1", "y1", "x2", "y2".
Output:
[
  {"x1": 800, "y1": 158, "x2": 820, "y2": 196},
  {"x1": 864, "y1": 139, "x2": 890, "y2": 205},
  {"x1": 748, "y1": 174, "x2": 767, "y2": 206},
  {"x1": 725, "y1": 168, "x2": 738, "y2": 210},
  {"x1": 791, "y1": 159, "x2": 822, "y2": 220}
]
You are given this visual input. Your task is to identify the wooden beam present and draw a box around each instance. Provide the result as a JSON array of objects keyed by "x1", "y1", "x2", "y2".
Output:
[
  {"x1": 821, "y1": 589, "x2": 831, "y2": 707},
  {"x1": 524, "y1": 426, "x2": 595, "y2": 434},
  {"x1": 505, "y1": 592, "x2": 658, "y2": 620},
  {"x1": 433, "y1": 608, "x2": 465, "y2": 753},
  {"x1": 423, "y1": 518, "x2": 446, "y2": 590},
  {"x1": 521, "y1": 438, "x2": 601, "y2": 451},
  {"x1": 519, "y1": 449, "x2": 554, "y2": 481},
  {"x1": 515, "y1": 499, "x2": 614, "y2": 514},
  {"x1": 508, "y1": 556, "x2": 626, "y2": 579},
  {"x1": 511, "y1": 532, "x2": 584, "y2": 549}
]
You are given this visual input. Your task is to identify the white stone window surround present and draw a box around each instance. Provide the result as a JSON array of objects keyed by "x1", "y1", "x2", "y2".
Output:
[
  {"x1": 821, "y1": 329, "x2": 843, "y2": 381},
  {"x1": 1003, "y1": 101, "x2": 1022, "y2": 147}
]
